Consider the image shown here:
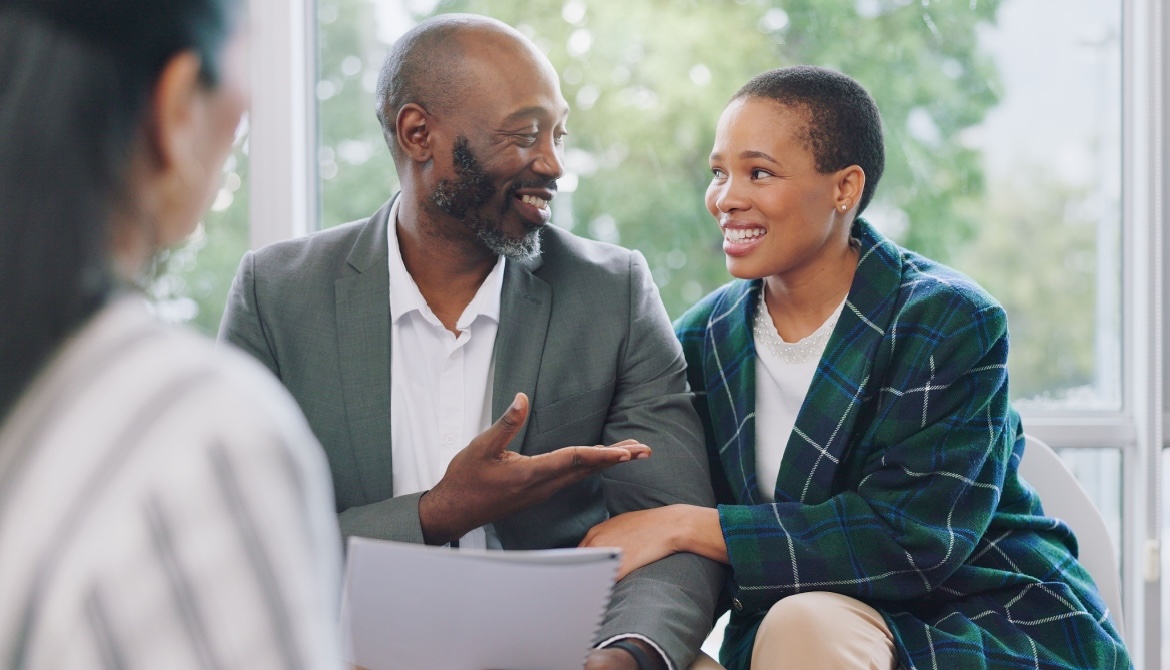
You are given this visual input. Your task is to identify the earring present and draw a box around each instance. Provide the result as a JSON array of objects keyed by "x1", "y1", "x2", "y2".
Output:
[{"x1": 839, "y1": 203, "x2": 848, "y2": 211}]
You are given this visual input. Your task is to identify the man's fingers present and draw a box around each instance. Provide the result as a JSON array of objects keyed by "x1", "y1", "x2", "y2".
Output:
[
  {"x1": 572, "y1": 445, "x2": 643, "y2": 466},
  {"x1": 469, "y1": 392, "x2": 529, "y2": 456},
  {"x1": 497, "y1": 392, "x2": 529, "y2": 432},
  {"x1": 607, "y1": 439, "x2": 651, "y2": 459},
  {"x1": 530, "y1": 442, "x2": 651, "y2": 484},
  {"x1": 620, "y1": 444, "x2": 652, "y2": 460}
]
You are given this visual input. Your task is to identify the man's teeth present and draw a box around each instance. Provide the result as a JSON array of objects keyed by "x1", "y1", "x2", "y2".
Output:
[
  {"x1": 724, "y1": 228, "x2": 766, "y2": 242},
  {"x1": 520, "y1": 194, "x2": 548, "y2": 209}
]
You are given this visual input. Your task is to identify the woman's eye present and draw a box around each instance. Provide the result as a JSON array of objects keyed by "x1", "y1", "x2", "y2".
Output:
[
  {"x1": 751, "y1": 168, "x2": 770, "y2": 179},
  {"x1": 710, "y1": 168, "x2": 725, "y2": 179}
]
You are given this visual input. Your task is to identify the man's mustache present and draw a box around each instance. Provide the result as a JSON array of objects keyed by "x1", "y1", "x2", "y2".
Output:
[{"x1": 508, "y1": 179, "x2": 559, "y2": 196}]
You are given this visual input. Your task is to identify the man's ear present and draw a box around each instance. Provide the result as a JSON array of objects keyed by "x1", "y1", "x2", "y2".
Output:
[{"x1": 396, "y1": 103, "x2": 434, "y2": 163}]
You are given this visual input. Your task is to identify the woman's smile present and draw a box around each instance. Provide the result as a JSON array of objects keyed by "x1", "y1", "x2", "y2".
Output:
[{"x1": 721, "y1": 222, "x2": 769, "y2": 256}]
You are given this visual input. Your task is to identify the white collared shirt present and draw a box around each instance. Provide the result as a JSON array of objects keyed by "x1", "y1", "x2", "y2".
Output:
[
  {"x1": 385, "y1": 201, "x2": 672, "y2": 668},
  {"x1": 387, "y1": 199, "x2": 505, "y2": 549}
]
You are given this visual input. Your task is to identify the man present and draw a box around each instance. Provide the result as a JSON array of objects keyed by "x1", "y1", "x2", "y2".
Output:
[{"x1": 220, "y1": 13, "x2": 722, "y2": 670}]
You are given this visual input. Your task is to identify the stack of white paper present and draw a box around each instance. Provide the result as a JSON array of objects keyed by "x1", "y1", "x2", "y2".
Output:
[{"x1": 342, "y1": 537, "x2": 620, "y2": 670}]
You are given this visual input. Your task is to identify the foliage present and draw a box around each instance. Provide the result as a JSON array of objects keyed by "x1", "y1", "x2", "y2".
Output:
[
  {"x1": 417, "y1": 0, "x2": 1002, "y2": 316},
  {"x1": 318, "y1": 0, "x2": 401, "y2": 227},
  {"x1": 149, "y1": 146, "x2": 250, "y2": 336},
  {"x1": 953, "y1": 173, "x2": 1115, "y2": 406},
  {"x1": 155, "y1": 0, "x2": 1114, "y2": 406}
]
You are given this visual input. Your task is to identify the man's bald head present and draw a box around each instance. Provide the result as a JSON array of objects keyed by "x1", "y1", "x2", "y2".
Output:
[{"x1": 375, "y1": 14, "x2": 548, "y2": 161}]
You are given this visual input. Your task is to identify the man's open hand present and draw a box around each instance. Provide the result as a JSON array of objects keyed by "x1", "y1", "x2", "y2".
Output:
[{"x1": 418, "y1": 393, "x2": 650, "y2": 544}]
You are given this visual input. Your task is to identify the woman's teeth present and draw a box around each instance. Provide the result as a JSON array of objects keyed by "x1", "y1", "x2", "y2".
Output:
[
  {"x1": 520, "y1": 194, "x2": 548, "y2": 209},
  {"x1": 723, "y1": 228, "x2": 766, "y2": 242}
]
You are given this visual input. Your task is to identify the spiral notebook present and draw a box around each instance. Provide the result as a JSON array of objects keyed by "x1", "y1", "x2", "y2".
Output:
[{"x1": 341, "y1": 537, "x2": 620, "y2": 670}]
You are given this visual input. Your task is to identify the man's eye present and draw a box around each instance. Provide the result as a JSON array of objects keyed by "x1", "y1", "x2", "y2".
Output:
[
  {"x1": 554, "y1": 132, "x2": 569, "y2": 146},
  {"x1": 517, "y1": 134, "x2": 538, "y2": 146}
]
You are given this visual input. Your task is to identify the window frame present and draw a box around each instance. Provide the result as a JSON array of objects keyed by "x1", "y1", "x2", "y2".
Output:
[
  {"x1": 247, "y1": 0, "x2": 1168, "y2": 666},
  {"x1": 1125, "y1": 0, "x2": 1167, "y2": 665},
  {"x1": 247, "y1": 0, "x2": 319, "y2": 250}
]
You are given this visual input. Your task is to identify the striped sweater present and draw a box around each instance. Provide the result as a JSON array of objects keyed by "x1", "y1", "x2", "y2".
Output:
[{"x1": 0, "y1": 297, "x2": 343, "y2": 670}]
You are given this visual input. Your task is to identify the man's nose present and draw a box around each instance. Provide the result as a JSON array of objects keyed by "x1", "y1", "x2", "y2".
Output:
[{"x1": 532, "y1": 137, "x2": 565, "y2": 180}]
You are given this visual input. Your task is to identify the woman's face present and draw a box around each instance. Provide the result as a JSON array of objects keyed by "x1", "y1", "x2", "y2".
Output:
[
  {"x1": 168, "y1": 27, "x2": 250, "y2": 246},
  {"x1": 112, "y1": 25, "x2": 251, "y2": 278},
  {"x1": 705, "y1": 97, "x2": 851, "y2": 282}
]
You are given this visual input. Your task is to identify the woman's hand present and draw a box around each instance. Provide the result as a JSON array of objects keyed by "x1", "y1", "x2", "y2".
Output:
[
  {"x1": 583, "y1": 647, "x2": 643, "y2": 670},
  {"x1": 580, "y1": 504, "x2": 728, "y2": 580}
]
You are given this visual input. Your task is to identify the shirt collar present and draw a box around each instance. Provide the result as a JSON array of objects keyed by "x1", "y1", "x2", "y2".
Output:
[{"x1": 387, "y1": 197, "x2": 506, "y2": 328}]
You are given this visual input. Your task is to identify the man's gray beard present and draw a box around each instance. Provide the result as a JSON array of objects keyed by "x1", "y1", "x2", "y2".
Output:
[{"x1": 475, "y1": 224, "x2": 542, "y2": 261}]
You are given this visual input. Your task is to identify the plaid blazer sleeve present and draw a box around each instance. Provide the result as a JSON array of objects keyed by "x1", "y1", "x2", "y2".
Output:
[
  {"x1": 676, "y1": 292, "x2": 739, "y2": 510},
  {"x1": 719, "y1": 288, "x2": 1016, "y2": 609}
]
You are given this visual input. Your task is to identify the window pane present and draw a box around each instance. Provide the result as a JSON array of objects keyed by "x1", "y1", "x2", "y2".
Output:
[
  {"x1": 1163, "y1": 449, "x2": 1170, "y2": 659},
  {"x1": 951, "y1": 0, "x2": 1121, "y2": 410},
  {"x1": 318, "y1": 0, "x2": 400, "y2": 228},
  {"x1": 316, "y1": 0, "x2": 1121, "y2": 410},
  {"x1": 146, "y1": 120, "x2": 251, "y2": 336},
  {"x1": 1054, "y1": 447, "x2": 1122, "y2": 561}
]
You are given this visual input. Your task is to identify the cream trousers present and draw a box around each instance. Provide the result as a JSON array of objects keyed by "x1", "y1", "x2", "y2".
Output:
[{"x1": 687, "y1": 592, "x2": 896, "y2": 670}]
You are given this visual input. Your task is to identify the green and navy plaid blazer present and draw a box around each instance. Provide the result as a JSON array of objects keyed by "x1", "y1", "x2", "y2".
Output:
[{"x1": 675, "y1": 219, "x2": 1130, "y2": 670}]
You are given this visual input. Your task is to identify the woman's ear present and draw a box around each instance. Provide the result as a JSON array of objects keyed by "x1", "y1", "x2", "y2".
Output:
[
  {"x1": 834, "y1": 165, "x2": 866, "y2": 213},
  {"x1": 148, "y1": 51, "x2": 204, "y2": 179},
  {"x1": 143, "y1": 50, "x2": 219, "y2": 245}
]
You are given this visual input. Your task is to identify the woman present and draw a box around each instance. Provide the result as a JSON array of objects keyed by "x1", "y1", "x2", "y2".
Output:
[
  {"x1": 582, "y1": 66, "x2": 1130, "y2": 670},
  {"x1": 0, "y1": 1, "x2": 341, "y2": 668}
]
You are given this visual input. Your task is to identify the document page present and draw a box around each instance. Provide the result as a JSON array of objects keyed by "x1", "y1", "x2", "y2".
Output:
[{"x1": 341, "y1": 537, "x2": 620, "y2": 670}]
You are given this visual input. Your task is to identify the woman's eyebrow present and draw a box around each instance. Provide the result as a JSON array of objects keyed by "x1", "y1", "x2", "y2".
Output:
[{"x1": 739, "y1": 150, "x2": 780, "y2": 164}]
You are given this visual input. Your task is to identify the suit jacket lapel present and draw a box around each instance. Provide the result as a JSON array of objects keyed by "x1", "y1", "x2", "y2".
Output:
[
  {"x1": 773, "y1": 219, "x2": 904, "y2": 504},
  {"x1": 492, "y1": 254, "x2": 551, "y2": 454},
  {"x1": 702, "y1": 280, "x2": 763, "y2": 506},
  {"x1": 335, "y1": 198, "x2": 396, "y2": 500}
]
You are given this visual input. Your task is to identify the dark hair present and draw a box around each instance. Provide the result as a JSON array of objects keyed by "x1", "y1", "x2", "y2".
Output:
[
  {"x1": 0, "y1": 0, "x2": 240, "y2": 420},
  {"x1": 734, "y1": 65, "x2": 885, "y2": 214}
]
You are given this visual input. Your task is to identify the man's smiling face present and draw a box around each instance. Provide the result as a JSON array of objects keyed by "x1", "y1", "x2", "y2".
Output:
[{"x1": 425, "y1": 31, "x2": 569, "y2": 260}]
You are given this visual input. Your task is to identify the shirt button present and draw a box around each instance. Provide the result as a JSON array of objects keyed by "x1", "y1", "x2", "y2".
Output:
[
  {"x1": 445, "y1": 435, "x2": 456, "y2": 445},
  {"x1": 732, "y1": 598, "x2": 744, "y2": 612}
]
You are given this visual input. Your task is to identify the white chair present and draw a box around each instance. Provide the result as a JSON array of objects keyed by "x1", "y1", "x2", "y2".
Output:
[
  {"x1": 1018, "y1": 434, "x2": 1125, "y2": 639},
  {"x1": 698, "y1": 433, "x2": 1125, "y2": 663},
  {"x1": 700, "y1": 611, "x2": 728, "y2": 663}
]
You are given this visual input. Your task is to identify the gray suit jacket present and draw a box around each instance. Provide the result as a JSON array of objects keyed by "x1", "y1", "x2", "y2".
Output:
[{"x1": 219, "y1": 197, "x2": 723, "y2": 668}]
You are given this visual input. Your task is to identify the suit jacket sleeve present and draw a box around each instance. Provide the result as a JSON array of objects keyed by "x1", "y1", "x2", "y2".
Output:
[
  {"x1": 720, "y1": 298, "x2": 1017, "y2": 610},
  {"x1": 218, "y1": 250, "x2": 427, "y2": 545},
  {"x1": 218, "y1": 251, "x2": 280, "y2": 378},
  {"x1": 593, "y1": 251, "x2": 725, "y2": 669}
]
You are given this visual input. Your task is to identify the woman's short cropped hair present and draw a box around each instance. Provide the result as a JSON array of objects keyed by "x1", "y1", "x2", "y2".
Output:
[{"x1": 734, "y1": 65, "x2": 885, "y2": 214}]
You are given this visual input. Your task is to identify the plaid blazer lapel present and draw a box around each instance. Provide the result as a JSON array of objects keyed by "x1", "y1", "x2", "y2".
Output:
[
  {"x1": 773, "y1": 219, "x2": 905, "y2": 504},
  {"x1": 700, "y1": 280, "x2": 763, "y2": 505}
]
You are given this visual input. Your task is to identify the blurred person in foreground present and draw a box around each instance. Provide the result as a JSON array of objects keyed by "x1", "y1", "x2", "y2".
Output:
[
  {"x1": 581, "y1": 66, "x2": 1131, "y2": 670},
  {"x1": 0, "y1": 1, "x2": 343, "y2": 668},
  {"x1": 219, "y1": 13, "x2": 722, "y2": 670}
]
